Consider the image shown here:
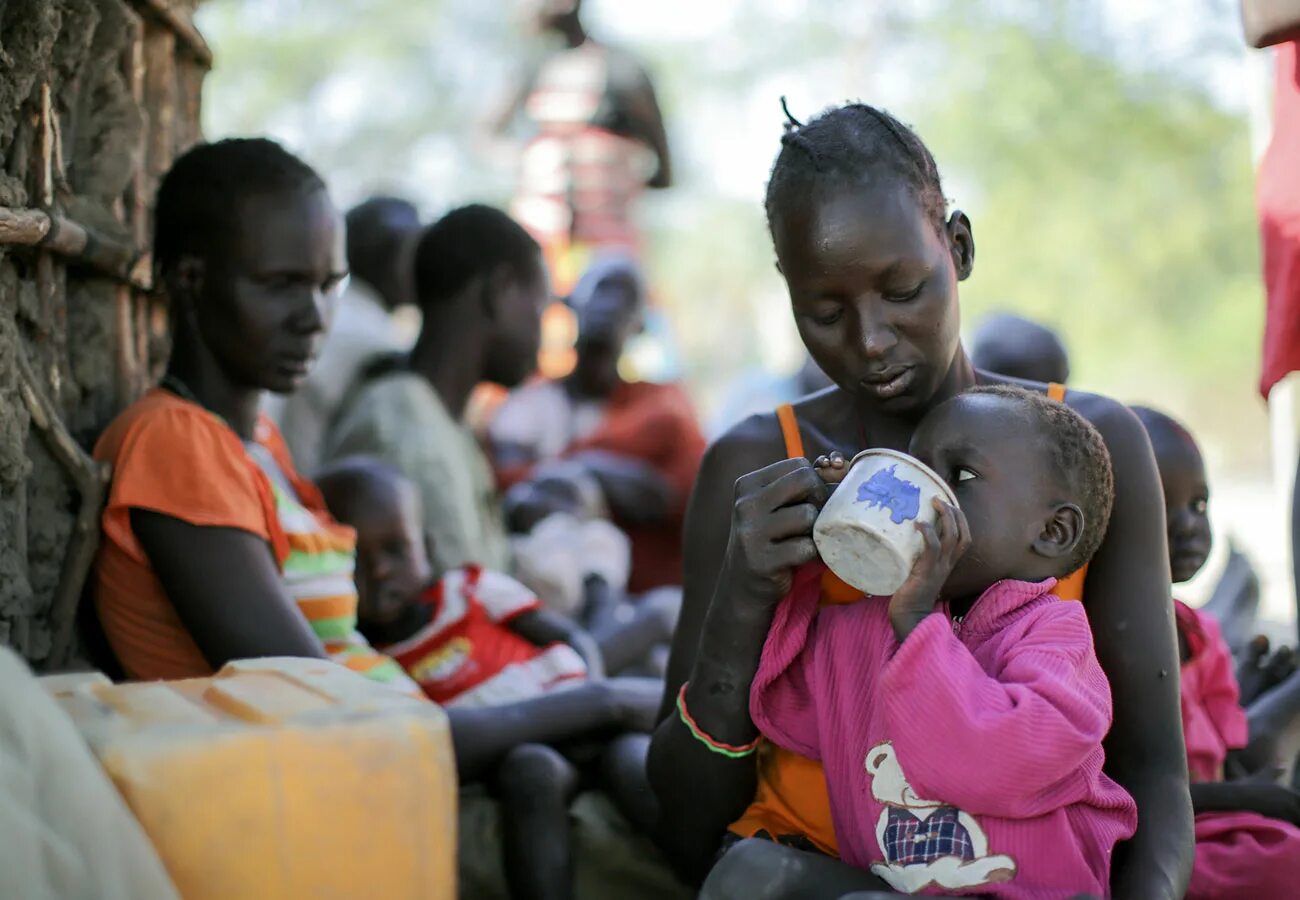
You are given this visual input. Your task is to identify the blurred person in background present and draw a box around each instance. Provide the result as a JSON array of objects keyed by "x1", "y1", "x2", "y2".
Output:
[
  {"x1": 969, "y1": 311, "x2": 1070, "y2": 386},
  {"x1": 1133, "y1": 405, "x2": 1300, "y2": 900},
  {"x1": 710, "y1": 351, "x2": 834, "y2": 439},
  {"x1": 265, "y1": 196, "x2": 420, "y2": 474},
  {"x1": 493, "y1": 0, "x2": 673, "y2": 295},
  {"x1": 489, "y1": 254, "x2": 706, "y2": 594},
  {"x1": 324, "y1": 204, "x2": 548, "y2": 576}
]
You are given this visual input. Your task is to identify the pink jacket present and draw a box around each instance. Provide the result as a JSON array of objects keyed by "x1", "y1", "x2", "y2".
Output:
[
  {"x1": 1175, "y1": 601, "x2": 1248, "y2": 782},
  {"x1": 751, "y1": 562, "x2": 1137, "y2": 898}
]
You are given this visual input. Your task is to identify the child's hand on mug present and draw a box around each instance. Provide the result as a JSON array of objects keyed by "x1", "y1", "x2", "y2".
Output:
[
  {"x1": 888, "y1": 497, "x2": 970, "y2": 642},
  {"x1": 813, "y1": 451, "x2": 850, "y2": 485}
]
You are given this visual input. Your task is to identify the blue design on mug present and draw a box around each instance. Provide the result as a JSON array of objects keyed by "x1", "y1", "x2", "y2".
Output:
[{"x1": 856, "y1": 466, "x2": 921, "y2": 525}]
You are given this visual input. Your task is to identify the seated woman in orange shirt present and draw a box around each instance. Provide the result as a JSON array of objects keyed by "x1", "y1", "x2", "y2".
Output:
[{"x1": 91, "y1": 138, "x2": 659, "y2": 776}]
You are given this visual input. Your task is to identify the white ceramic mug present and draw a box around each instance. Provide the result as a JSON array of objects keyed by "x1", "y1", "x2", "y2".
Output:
[{"x1": 813, "y1": 448, "x2": 959, "y2": 596}]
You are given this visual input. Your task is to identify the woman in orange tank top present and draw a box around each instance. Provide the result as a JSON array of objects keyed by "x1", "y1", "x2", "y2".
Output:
[{"x1": 647, "y1": 103, "x2": 1190, "y2": 898}]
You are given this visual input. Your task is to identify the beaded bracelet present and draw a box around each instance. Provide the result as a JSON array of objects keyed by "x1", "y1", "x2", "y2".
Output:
[{"x1": 676, "y1": 682, "x2": 762, "y2": 759}]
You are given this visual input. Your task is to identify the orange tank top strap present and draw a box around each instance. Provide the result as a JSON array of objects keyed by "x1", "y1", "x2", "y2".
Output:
[
  {"x1": 774, "y1": 404, "x2": 860, "y2": 605},
  {"x1": 776, "y1": 403, "x2": 805, "y2": 460},
  {"x1": 1044, "y1": 383, "x2": 1089, "y2": 600}
]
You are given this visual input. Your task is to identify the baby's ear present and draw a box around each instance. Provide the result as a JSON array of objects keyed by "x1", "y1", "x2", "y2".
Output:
[{"x1": 1033, "y1": 503, "x2": 1084, "y2": 562}]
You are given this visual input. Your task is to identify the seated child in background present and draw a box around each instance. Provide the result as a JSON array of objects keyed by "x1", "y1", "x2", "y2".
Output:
[
  {"x1": 749, "y1": 386, "x2": 1136, "y2": 898},
  {"x1": 317, "y1": 457, "x2": 662, "y2": 900},
  {"x1": 316, "y1": 456, "x2": 602, "y2": 706},
  {"x1": 505, "y1": 463, "x2": 632, "y2": 623},
  {"x1": 505, "y1": 464, "x2": 680, "y2": 676},
  {"x1": 1133, "y1": 406, "x2": 1300, "y2": 900}
]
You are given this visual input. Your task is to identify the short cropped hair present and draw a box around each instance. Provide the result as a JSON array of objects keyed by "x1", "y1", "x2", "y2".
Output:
[
  {"x1": 345, "y1": 196, "x2": 419, "y2": 290},
  {"x1": 970, "y1": 384, "x2": 1114, "y2": 575},
  {"x1": 315, "y1": 456, "x2": 410, "y2": 529},
  {"x1": 154, "y1": 137, "x2": 325, "y2": 270},
  {"x1": 412, "y1": 204, "x2": 541, "y2": 311}
]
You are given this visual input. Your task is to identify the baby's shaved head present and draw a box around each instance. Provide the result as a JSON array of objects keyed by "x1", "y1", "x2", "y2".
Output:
[{"x1": 316, "y1": 456, "x2": 413, "y2": 529}]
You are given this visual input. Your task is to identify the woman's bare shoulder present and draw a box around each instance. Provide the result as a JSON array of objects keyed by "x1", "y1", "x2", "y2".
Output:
[
  {"x1": 976, "y1": 372, "x2": 1145, "y2": 453},
  {"x1": 1054, "y1": 387, "x2": 1150, "y2": 457},
  {"x1": 705, "y1": 410, "x2": 790, "y2": 485}
]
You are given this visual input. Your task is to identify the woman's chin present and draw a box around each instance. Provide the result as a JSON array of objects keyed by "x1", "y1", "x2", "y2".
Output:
[{"x1": 263, "y1": 371, "x2": 309, "y2": 395}]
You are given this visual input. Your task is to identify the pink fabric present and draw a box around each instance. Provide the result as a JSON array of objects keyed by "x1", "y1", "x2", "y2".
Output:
[
  {"x1": 1175, "y1": 600, "x2": 1300, "y2": 898},
  {"x1": 751, "y1": 562, "x2": 1136, "y2": 899},
  {"x1": 1175, "y1": 601, "x2": 1249, "y2": 782},
  {"x1": 1188, "y1": 811, "x2": 1300, "y2": 899}
]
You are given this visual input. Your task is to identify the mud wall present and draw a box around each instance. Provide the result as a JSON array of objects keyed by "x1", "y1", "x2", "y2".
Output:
[{"x1": 0, "y1": 0, "x2": 205, "y2": 668}]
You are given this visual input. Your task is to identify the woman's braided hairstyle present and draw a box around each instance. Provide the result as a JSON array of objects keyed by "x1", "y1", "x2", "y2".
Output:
[{"x1": 764, "y1": 99, "x2": 948, "y2": 236}]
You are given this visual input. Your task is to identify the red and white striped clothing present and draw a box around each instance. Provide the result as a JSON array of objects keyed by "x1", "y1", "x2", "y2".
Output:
[{"x1": 382, "y1": 566, "x2": 587, "y2": 708}]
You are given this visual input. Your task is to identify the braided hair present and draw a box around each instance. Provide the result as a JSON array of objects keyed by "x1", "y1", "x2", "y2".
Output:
[
  {"x1": 154, "y1": 138, "x2": 326, "y2": 272},
  {"x1": 764, "y1": 100, "x2": 947, "y2": 236}
]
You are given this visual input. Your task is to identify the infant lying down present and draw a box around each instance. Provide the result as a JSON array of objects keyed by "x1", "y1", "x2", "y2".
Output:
[{"x1": 752, "y1": 386, "x2": 1136, "y2": 899}]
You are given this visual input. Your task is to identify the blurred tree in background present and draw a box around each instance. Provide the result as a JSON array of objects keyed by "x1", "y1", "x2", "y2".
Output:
[
  {"x1": 911, "y1": 2, "x2": 1263, "y2": 459},
  {"x1": 197, "y1": 0, "x2": 1266, "y2": 462}
]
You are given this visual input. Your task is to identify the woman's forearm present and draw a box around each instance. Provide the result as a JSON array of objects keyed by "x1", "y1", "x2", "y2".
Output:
[
  {"x1": 648, "y1": 577, "x2": 779, "y2": 881},
  {"x1": 1110, "y1": 769, "x2": 1193, "y2": 900}
]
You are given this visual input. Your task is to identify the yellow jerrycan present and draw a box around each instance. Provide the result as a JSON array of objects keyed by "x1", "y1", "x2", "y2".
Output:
[{"x1": 42, "y1": 657, "x2": 456, "y2": 900}]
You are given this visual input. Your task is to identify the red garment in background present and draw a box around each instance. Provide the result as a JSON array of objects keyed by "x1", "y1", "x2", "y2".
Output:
[
  {"x1": 1258, "y1": 41, "x2": 1300, "y2": 397},
  {"x1": 498, "y1": 380, "x2": 705, "y2": 593}
]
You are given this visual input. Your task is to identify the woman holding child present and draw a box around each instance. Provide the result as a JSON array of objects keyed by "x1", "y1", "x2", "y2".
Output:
[{"x1": 648, "y1": 103, "x2": 1193, "y2": 898}]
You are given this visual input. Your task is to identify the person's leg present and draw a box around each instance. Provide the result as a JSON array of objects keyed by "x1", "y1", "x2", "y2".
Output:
[
  {"x1": 598, "y1": 732, "x2": 657, "y2": 834},
  {"x1": 592, "y1": 588, "x2": 680, "y2": 675},
  {"x1": 495, "y1": 743, "x2": 581, "y2": 900},
  {"x1": 700, "y1": 839, "x2": 898, "y2": 900}
]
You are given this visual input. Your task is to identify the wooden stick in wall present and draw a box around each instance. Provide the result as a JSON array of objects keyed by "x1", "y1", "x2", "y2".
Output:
[
  {"x1": 14, "y1": 341, "x2": 112, "y2": 668},
  {"x1": 38, "y1": 82, "x2": 54, "y2": 207},
  {"x1": 126, "y1": 0, "x2": 212, "y2": 69},
  {"x1": 0, "y1": 206, "x2": 149, "y2": 291}
]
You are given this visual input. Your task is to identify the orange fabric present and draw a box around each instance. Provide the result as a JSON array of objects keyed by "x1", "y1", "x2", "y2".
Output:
[
  {"x1": 295, "y1": 594, "x2": 358, "y2": 620},
  {"x1": 92, "y1": 389, "x2": 328, "y2": 681},
  {"x1": 734, "y1": 399, "x2": 1089, "y2": 854},
  {"x1": 776, "y1": 403, "x2": 805, "y2": 460},
  {"x1": 1054, "y1": 565, "x2": 1088, "y2": 602},
  {"x1": 499, "y1": 380, "x2": 706, "y2": 593},
  {"x1": 1043, "y1": 383, "x2": 1091, "y2": 599}
]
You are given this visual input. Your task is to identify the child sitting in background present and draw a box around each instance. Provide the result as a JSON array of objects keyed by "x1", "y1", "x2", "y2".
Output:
[
  {"x1": 317, "y1": 456, "x2": 663, "y2": 900},
  {"x1": 505, "y1": 464, "x2": 679, "y2": 676},
  {"x1": 316, "y1": 456, "x2": 603, "y2": 705},
  {"x1": 1133, "y1": 406, "x2": 1300, "y2": 900},
  {"x1": 749, "y1": 386, "x2": 1136, "y2": 898}
]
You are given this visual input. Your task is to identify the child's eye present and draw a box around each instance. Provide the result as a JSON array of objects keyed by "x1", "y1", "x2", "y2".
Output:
[
  {"x1": 1192, "y1": 498, "x2": 1208, "y2": 515},
  {"x1": 955, "y1": 467, "x2": 978, "y2": 483},
  {"x1": 811, "y1": 309, "x2": 843, "y2": 326}
]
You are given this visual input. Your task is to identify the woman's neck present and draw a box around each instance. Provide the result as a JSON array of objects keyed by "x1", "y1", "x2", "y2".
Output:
[{"x1": 165, "y1": 344, "x2": 262, "y2": 441}]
